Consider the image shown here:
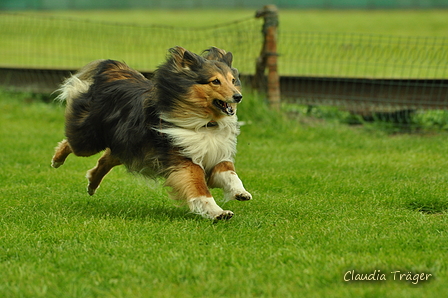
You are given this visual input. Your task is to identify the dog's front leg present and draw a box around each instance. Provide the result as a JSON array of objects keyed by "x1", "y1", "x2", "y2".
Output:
[
  {"x1": 208, "y1": 161, "x2": 252, "y2": 202},
  {"x1": 165, "y1": 161, "x2": 233, "y2": 220}
]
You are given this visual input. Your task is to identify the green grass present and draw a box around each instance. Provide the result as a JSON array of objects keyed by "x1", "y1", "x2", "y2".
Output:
[
  {"x1": 1, "y1": 90, "x2": 448, "y2": 297},
  {"x1": 1, "y1": 9, "x2": 448, "y2": 78}
]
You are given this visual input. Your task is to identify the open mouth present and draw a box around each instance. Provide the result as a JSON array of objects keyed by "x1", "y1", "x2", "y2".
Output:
[{"x1": 213, "y1": 99, "x2": 235, "y2": 116}]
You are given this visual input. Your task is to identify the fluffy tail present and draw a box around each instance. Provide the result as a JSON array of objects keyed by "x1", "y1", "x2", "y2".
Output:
[{"x1": 55, "y1": 60, "x2": 105, "y2": 105}]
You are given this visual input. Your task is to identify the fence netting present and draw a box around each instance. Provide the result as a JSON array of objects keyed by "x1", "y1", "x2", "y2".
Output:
[
  {"x1": 278, "y1": 30, "x2": 448, "y2": 113},
  {"x1": 279, "y1": 31, "x2": 448, "y2": 79},
  {"x1": 0, "y1": 13, "x2": 261, "y2": 73}
]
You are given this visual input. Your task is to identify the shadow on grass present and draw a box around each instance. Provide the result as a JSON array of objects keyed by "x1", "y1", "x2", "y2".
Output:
[
  {"x1": 65, "y1": 196, "x2": 197, "y2": 222},
  {"x1": 406, "y1": 199, "x2": 448, "y2": 215}
]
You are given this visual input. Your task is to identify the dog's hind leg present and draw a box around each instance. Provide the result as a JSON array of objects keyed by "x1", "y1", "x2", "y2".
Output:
[
  {"x1": 51, "y1": 139, "x2": 73, "y2": 168},
  {"x1": 86, "y1": 149, "x2": 122, "y2": 195},
  {"x1": 165, "y1": 161, "x2": 234, "y2": 220},
  {"x1": 208, "y1": 161, "x2": 252, "y2": 202}
]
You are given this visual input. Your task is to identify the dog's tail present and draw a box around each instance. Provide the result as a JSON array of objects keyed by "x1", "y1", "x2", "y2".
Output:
[{"x1": 55, "y1": 60, "x2": 104, "y2": 105}]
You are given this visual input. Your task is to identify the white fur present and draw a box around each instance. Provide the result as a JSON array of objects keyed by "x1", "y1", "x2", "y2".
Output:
[
  {"x1": 158, "y1": 115, "x2": 240, "y2": 173},
  {"x1": 210, "y1": 170, "x2": 252, "y2": 202},
  {"x1": 55, "y1": 75, "x2": 93, "y2": 104},
  {"x1": 188, "y1": 196, "x2": 233, "y2": 219}
]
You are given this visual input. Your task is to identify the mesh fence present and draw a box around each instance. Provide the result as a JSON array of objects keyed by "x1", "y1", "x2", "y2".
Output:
[
  {"x1": 0, "y1": 13, "x2": 262, "y2": 73},
  {"x1": 3, "y1": 12, "x2": 447, "y2": 79},
  {"x1": 279, "y1": 31, "x2": 448, "y2": 79},
  {"x1": 278, "y1": 30, "x2": 448, "y2": 112}
]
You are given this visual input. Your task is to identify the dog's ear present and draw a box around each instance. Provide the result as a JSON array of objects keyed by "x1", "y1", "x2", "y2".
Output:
[
  {"x1": 169, "y1": 46, "x2": 186, "y2": 66},
  {"x1": 169, "y1": 46, "x2": 202, "y2": 71},
  {"x1": 182, "y1": 50, "x2": 203, "y2": 70},
  {"x1": 231, "y1": 67, "x2": 241, "y2": 87},
  {"x1": 222, "y1": 52, "x2": 233, "y2": 67}
]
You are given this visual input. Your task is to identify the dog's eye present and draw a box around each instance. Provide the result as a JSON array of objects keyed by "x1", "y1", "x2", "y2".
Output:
[
  {"x1": 232, "y1": 78, "x2": 236, "y2": 85},
  {"x1": 211, "y1": 79, "x2": 221, "y2": 85}
]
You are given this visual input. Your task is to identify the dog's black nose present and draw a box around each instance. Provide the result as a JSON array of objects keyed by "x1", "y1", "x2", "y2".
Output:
[{"x1": 233, "y1": 94, "x2": 243, "y2": 103}]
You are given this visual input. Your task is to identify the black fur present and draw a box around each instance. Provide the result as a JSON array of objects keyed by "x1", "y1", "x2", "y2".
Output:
[{"x1": 65, "y1": 59, "x2": 167, "y2": 173}]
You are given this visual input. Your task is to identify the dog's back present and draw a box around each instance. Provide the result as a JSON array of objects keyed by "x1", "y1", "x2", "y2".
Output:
[{"x1": 58, "y1": 60, "x2": 155, "y2": 158}]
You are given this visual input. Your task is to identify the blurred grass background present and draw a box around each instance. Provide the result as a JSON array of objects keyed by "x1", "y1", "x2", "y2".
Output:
[
  {"x1": 15, "y1": 9, "x2": 448, "y2": 36},
  {"x1": 2, "y1": 9, "x2": 447, "y2": 78}
]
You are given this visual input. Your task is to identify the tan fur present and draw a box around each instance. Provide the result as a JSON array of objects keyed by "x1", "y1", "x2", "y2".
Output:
[
  {"x1": 51, "y1": 139, "x2": 73, "y2": 168},
  {"x1": 190, "y1": 72, "x2": 240, "y2": 120},
  {"x1": 165, "y1": 160, "x2": 212, "y2": 200},
  {"x1": 86, "y1": 149, "x2": 122, "y2": 195},
  {"x1": 164, "y1": 159, "x2": 234, "y2": 219},
  {"x1": 103, "y1": 62, "x2": 146, "y2": 83},
  {"x1": 208, "y1": 161, "x2": 236, "y2": 183}
]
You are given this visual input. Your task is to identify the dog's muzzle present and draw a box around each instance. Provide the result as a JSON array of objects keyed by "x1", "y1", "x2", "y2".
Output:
[{"x1": 213, "y1": 93, "x2": 242, "y2": 116}]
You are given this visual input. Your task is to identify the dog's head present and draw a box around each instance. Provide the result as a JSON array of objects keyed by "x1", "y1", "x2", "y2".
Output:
[{"x1": 165, "y1": 46, "x2": 242, "y2": 119}]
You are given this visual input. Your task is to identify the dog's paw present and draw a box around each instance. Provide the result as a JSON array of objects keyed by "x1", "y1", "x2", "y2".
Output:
[
  {"x1": 188, "y1": 196, "x2": 233, "y2": 220},
  {"x1": 224, "y1": 191, "x2": 252, "y2": 202},
  {"x1": 214, "y1": 210, "x2": 234, "y2": 221},
  {"x1": 87, "y1": 185, "x2": 97, "y2": 196},
  {"x1": 87, "y1": 181, "x2": 99, "y2": 196},
  {"x1": 51, "y1": 160, "x2": 64, "y2": 168},
  {"x1": 235, "y1": 191, "x2": 252, "y2": 201}
]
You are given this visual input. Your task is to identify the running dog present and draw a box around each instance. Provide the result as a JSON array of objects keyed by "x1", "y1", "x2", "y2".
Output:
[{"x1": 51, "y1": 46, "x2": 252, "y2": 220}]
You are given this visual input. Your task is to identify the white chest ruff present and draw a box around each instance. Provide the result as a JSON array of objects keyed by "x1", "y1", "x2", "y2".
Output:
[{"x1": 159, "y1": 120, "x2": 239, "y2": 172}]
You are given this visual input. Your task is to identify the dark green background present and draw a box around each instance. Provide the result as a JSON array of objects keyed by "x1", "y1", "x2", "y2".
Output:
[{"x1": 1, "y1": 0, "x2": 447, "y2": 10}]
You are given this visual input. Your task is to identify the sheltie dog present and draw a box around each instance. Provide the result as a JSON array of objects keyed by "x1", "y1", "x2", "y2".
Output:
[{"x1": 51, "y1": 46, "x2": 252, "y2": 220}]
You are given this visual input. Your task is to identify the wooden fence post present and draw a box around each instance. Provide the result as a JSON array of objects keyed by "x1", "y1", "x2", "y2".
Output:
[{"x1": 254, "y1": 5, "x2": 280, "y2": 110}]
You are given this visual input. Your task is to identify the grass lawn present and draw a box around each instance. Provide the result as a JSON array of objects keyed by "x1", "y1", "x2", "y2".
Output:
[{"x1": 1, "y1": 90, "x2": 447, "y2": 297}]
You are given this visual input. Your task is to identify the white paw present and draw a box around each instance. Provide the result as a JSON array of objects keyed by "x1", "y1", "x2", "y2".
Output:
[
  {"x1": 224, "y1": 190, "x2": 252, "y2": 202},
  {"x1": 188, "y1": 196, "x2": 233, "y2": 220},
  {"x1": 234, "y1": 191, "x2": 252, "y2": 201}
]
